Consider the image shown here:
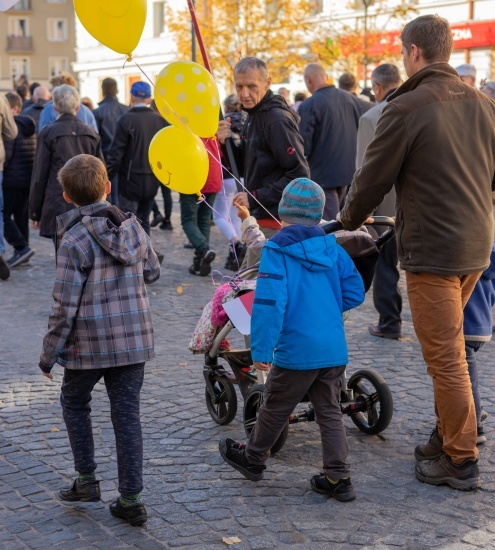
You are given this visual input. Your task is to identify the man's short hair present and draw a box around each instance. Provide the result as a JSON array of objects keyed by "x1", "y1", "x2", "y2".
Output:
[
  {"x1": 52, "y1": 85, "x2": 80, "y2": 115},
  {"x1": 371, "y1": 64, "x2": 402, "y2": 88},
  {"x1": 338, "y1": 73, "x2": 356, "y2": 91},
  {"x1": 455, "y1": 64, "x2": 476, "y2": 78},
  {"x1": 58, "y1": 155, "x2": 108, "y2": 207},
  {"x1": 16, "y1": 84, "x2": 28, "y2": 100},
  {"x1": 234, "y1": 57, "x2": 269, "y2": 80},
  {"x1": 29, "y1": 81, "x2": 41, "y2": 96},
  {"x1": 400, "y1": 14, "x2": 453, "y2": 63},
  {"x1": 50, "y1": 72, "x2": 76, "y2": 89},
  {"x1": 101, "y1": 77, "x2": 118, "y2": 97},
  {"x1": 5, "y1": 91, "x2": 22, "y2": 111}
]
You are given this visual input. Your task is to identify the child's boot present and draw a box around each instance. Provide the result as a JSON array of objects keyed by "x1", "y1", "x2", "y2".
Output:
[
  {"x1": 219, "y1": 438, "x2": 265, "y2": 481},
  {"x1": 110, "y1": 494, "x2": 147, "y2": 526},
  {"x1": 310, "y1": 474, "x2": 356, "y2": 502},
  {"x1": 59, "y1": 472, "x2": 101, "y2": 502}
]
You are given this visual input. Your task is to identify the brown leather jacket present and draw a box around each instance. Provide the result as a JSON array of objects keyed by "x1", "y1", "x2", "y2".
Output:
[{"x1": 341, "y1": 63, "x2": 495, "y2": 275}]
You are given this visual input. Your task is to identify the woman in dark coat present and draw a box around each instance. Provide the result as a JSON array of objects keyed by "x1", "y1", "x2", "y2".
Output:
[{"x1": 29, "y1": 84, "x2": 104, "y2": 242}]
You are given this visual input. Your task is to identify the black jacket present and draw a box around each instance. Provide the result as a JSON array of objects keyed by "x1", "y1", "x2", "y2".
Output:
[
  {"x1": 93, "y1": 96, "x2": 129, "y2": 158},
  {"x1": 22, "y1": 100, "x2": 49, "y2": 134},
  {"x1": 298, "y1": 85, "x2": 363, "y2": 189},
  {"x1": 3, "y1": 115, "x2": 36, "y2": 189},
  {"x1": 240, "y1": 91, "x2": 309, "y2": 220},
  {"x1": 106, "y1": 106, "x2": 167, "y2": 202},
  {"x1": 29, "y1": 114, "x2": 104, "y2": 238}
]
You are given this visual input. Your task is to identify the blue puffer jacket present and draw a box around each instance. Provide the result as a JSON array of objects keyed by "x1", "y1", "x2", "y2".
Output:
[
  {"x1": 463, "y1": 244, "x2": 495, "y2": 342},
  {"x1": 251, "y1": 225, "x2": 365, "y2": 369}
]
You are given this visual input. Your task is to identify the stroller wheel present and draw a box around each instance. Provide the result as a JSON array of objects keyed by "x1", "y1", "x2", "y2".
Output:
[
  {"x1": 347, "y1": 369, "x2": 393, "y2": 435},
  {"x1": 205, "y1": 374, "x2": 237, "y2": 425},
  {"x1": 243, "y1": 384, "x2": 289, "y2": 455}
]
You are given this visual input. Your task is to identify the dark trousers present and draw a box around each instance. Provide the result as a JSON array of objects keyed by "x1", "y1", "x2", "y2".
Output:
[
  {"x1": 323, "y1": 187, "x2": 347, "y2": 221},
  {"x1": 60, "y1": 363, "x2": 145, "y2": 495},
  {"x1": 373, "y1": 236, "x2": 402, "y2": 334},
  {"x1": 152, "y1": 185, "x2": 173, "y2": 220},
  {"x1": 180, "y1": 192, "x2": 216, "y2": 265},
  {"x1": 246, "y1": 365, "x2": 349, "y2": 478},
  {"x1": 465, "y1": 340, "x2": 484, "y2": 425},
  {"x1": 118, "y1": 194, "x2": 154, "y2": 235},
  {"x1": 3, "y1": 187, "x2": 29, "y2": 251},
  {"x1": 109, "y1": 175, "x2": 119, "y2": 207}
]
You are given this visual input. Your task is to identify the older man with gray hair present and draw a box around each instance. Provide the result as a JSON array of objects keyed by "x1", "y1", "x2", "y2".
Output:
[
  {"x1": 455, "y1": 63, "x2": 477, "y2": 87},
  {"x1": 29, "y1": 85, "x2": 103, "y2": 244}
]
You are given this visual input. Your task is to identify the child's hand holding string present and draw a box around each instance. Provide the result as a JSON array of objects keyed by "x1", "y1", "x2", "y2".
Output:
[{"x1": 234, "y1": 200, "x2": 250, "y2": 221}]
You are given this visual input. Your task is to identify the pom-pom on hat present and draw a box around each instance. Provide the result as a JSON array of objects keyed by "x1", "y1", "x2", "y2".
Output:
[
  {"x1": 130, "y1": 81, "x2": 151, "y2": 99},
  {"x1": 278, "y1": 178, "x2": 326, "y2": 226}
]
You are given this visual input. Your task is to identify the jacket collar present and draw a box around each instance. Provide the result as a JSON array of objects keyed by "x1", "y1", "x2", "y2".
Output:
[
  {"x1": 241, "y1": 90, "x2": 274, "y2": 115},
  {"x1": 388, "y1": 63, "x2": 460, "y2": 102}
]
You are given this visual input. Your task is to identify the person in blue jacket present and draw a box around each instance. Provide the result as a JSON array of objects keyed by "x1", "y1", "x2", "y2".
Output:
[
  {"x1": 219, "y1": 178, "x2": 365, "y2": 501},
  {"x1": 463, "y1": 244, "x2": 495, "y2": 445}
]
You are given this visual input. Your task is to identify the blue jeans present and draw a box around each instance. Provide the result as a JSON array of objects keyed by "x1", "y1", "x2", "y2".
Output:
[
  {"x1": 0, "y1": 172, "x2": 5, "y2": 254},
  {"x1": 465, "y1": 340, "x2": 485, "y2": 426},
  {"x1": 60, "y1": 363, "x2": 145, "y2": 495},
  {"x1": 180, "y1": 192, "x2": 216, "y2": 265}
]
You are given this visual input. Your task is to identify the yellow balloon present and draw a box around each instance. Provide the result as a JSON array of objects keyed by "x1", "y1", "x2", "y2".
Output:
[
  {"x1": 74, "y1": 0, "x2": 146, "y2": 56},
  {"x1": 154, "y1": 61, "x2": 220, "y2": 138},
  {"x1": 149, "y1": 127, "x2": 209, "y2": 195}
]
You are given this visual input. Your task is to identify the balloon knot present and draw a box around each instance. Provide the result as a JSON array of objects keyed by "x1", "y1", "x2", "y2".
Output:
[{"x1": 126, "y1": 55, "x2": 133, "y2": 63}]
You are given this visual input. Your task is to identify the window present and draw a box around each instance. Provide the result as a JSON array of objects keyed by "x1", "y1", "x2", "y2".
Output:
[
  {"x1": 153, "y1": 2, "x2": 166, "y2": 37},
  {"x1": 48, "y1": 56, "x2": 68, "y2": 78},
  {"x1": 8, "y1": 16, "x2": 29, "y2": 37},
  {"x1": 47, "y1": 18, "x2": 67, "y2": 41},
  {"x1": 10, "y1": 56, "x2": 30, "y2": 81},
  {"x1": 47, "y1": 0, "x2": 66, "y2": 3}
]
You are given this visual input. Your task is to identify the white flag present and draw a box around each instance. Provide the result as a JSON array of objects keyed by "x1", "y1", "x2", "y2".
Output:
[{"x1": 0, "y1": 0, "x2": 19, "y2": 11}]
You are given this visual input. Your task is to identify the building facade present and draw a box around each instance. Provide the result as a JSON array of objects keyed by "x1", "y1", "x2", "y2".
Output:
[
  {"x1": 73, "y1": 0, "x2": 178, "y2": 107},
  {"x1": 0, "y1": 0, "x2": 75, "y2": 91}
]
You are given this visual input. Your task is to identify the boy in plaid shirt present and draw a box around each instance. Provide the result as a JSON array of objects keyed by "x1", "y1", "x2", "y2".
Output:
[{"x1": 39, "y1": 154, "x2": 160, "y2": 526}]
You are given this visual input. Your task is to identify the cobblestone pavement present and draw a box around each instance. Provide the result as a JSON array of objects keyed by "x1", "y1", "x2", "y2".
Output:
[{"x1": 1, "y1": 198, "x2": 495, "y2": 549}]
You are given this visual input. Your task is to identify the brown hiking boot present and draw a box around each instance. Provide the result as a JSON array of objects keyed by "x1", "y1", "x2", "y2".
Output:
[
  {"x1": 415, "y1": 453, "x2": 480, "y2": 491},
  {"x1": 414, "y1": 427, "x2": 443, "y2": 461}
]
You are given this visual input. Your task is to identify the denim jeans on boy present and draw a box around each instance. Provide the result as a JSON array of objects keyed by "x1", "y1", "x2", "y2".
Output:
[
  {"x1": 60, "y1": 363, "x2": 144, "y2": 495},
  {"x1": 245, "y1": 365, "x2": 349, "y2": 479},
  {"x1": 465, "y1": 341, "x2": 485, "y2": 425},
  {"x1": 180, "y1": 192, "x2": 216, "y2": 265}
]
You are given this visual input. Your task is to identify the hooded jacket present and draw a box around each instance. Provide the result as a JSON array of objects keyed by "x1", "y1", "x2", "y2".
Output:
[
  {"x1": 240, "y1": 91, "x2": 309, "y2": 220},
  {"x1": 250, "y1": 225, "x2": 365, "y2": 369},
  {"x1": 464, "y1": 245, "x2": 495, "y2": 341},
  {"x1": 341, "y1": 63, "x2": 495, "y2": 275},
  {"x1": 39, "y1": 201, "x2": 160, "y2": 372},
  {"x1": 3, "y1": 114, "x2": 36, "y2": 188}
]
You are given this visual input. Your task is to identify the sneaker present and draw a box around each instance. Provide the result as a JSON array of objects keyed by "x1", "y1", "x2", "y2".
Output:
[
  {"x1": 59, "y1": 478, "x2": 101, "y2": 502},
  {"x1": 150, "y1": 212, "x2": 164, "y2": 228},
  {"x1": 480, "y1": 410, "x2": 489, "y2": 423},
  {"x1": 414, "y1": 427, "x2": 443, "y2": 461},
  {"x1": 234, "y1": 241, "x2": 247, "y2": 268},
  {"x1": 415, "y1": 452, "x2": 480, "y2": 491},
  {"x1": 0, "y1": 254, "x2": 10, "y2": 280},
  {"x1": 110, "y1": 499, "x2": 147, "y2": 526},
  {"x1": 199, "y1": 249, "x2": 215, "y2": 276},
  {"x1": 189, "y1": 264, "x2": 200, "y2": 276},
  {"x1": 477, "y1": 426, "x2": 487, "y2": 445},
  {"x1": 219, "y1": 438, "x2": 265, "y2": 481},
  {"x1": 310, "y1": 474, "x2": 356, "y2": 502},
  {"x1": 156, "y1": 251, "x2": 164, "y2": 265},
  {"x1": 159, "y1": 219, "x2": 173, "y2": 230},
  {"x1": 7, "y1": 247, "x2": 34, "y2": 268}
]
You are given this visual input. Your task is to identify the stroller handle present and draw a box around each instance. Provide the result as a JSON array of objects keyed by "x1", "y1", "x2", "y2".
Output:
[{"x1": 320, "y1": 216, "x2": 395, "y2": 235}]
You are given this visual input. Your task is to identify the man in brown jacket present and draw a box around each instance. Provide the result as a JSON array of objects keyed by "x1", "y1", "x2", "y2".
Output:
[{"x1": 339, "y1": 15, "x2": 495, "y2": 490}]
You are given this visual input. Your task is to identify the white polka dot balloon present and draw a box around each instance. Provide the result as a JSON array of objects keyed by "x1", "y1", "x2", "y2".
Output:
[{"x1": 154, "y1": 61, "x2": 220, "y2": 138}]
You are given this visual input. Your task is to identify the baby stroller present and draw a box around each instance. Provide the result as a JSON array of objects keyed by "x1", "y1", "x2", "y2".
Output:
[{"x1": 197, "y1": 217, "x2": 396, "y2": 454}]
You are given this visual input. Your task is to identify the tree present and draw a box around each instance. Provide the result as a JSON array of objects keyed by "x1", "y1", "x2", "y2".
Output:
[{"x1": 168, "y1": 0, "x2": 322, "y2": 90}]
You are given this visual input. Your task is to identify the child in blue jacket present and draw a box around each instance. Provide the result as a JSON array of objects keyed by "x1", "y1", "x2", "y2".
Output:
[
  {"x1": 219, "y1": 178, "x2": 365, "y2": 501},
  {"x1": 464, "y1": 244, "x2": 495, "y2": 445}
]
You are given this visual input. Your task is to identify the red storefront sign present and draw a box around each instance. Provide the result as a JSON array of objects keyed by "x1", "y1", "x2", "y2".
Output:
[{"x1": 367, "y1": 19, "x2": 495, "y2": 56}]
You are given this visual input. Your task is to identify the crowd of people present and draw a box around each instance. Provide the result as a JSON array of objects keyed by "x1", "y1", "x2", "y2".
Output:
[{"x1": 0, "y1": 12, "x2": 495, "y2": 527}]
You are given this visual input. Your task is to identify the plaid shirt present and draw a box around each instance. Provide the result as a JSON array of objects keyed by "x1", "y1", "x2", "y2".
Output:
[{"x1": 39, "y1": 202, "x2": 160, "y2": 372}]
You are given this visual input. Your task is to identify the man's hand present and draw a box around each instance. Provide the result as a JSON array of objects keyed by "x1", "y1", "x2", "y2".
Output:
[
  {"x1": 216, "y1": 118, "x2": 231, "y2": 144},
  {"x1": 336, "y1": 212, "x2": 374, "y2": 228},
  {"x1": 253, "y1": 361, "x2": 271, "y2": 372},
  {"x1": 30, "y1": 220, "x2": 40, "y2": 229},
  {"x1": 233, "y1": 192, "x2": 249, "y2": 208},
  {"x1": 234, "y1": 200, "x2": 250, "y2": 221},
  {"x1": 42, "y1": 372, "x2": 53, "y2": 380}
]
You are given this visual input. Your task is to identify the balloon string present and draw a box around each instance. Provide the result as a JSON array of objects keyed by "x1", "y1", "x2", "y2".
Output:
[{"x1": 131, "y1": 58, "x2": 156, "y2": 88}]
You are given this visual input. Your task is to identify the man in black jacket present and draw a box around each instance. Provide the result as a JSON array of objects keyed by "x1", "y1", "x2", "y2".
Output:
[
  {"x1": 93, "y1": 78, "x2": 129, "y2": 205},
  {"x1": 106, "y1": 82, "x2": 167, "y2": 234},
  {"x1": 299, "y1": 63, "x2": 364, "y2": 221},
  {"x1": 218, "y1": 57, "x2": 309, "y2": 267}
]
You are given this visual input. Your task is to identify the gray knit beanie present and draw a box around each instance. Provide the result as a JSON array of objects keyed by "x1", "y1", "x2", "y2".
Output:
[{"x1": 278, "y1": 178, "x2": 325, "y2": 226}]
